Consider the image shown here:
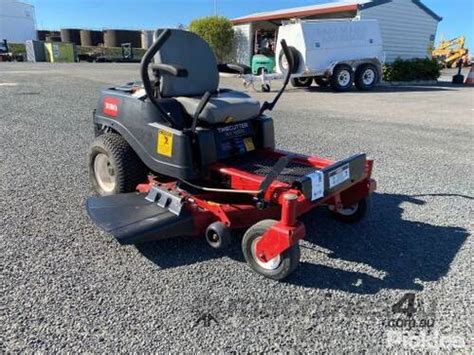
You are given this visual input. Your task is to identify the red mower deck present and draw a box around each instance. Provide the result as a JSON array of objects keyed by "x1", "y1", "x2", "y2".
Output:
[{"x1": 87, "y1": 148, "x2": 375, "y2": 277}]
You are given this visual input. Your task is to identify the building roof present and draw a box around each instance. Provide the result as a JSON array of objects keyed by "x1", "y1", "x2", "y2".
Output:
[{"x1": 231, "y1": 0, "x2": 442, "y2": 25}]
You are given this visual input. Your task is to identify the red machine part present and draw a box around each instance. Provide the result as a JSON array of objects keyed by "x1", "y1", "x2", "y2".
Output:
[
  {"x1": 254, "y1": 193, "x2": 306, "y2": 262},
  {"x1": 137, "y1": 152, "x2": 375, "y2": 260}
]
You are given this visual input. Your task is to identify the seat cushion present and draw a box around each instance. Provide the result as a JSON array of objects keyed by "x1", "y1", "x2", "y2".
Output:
[{"x1": 176, "y1": 90, "x2": 261, "y2": 124}]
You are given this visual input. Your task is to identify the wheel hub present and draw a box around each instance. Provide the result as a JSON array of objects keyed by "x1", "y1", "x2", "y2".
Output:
[
  {"x1": 251, "y1": 237, "x2": 282, "y2": 270},
  {"x1": 281, "y1": 56, "x2": 289, "y2": 71},
  {"x1": 337, "y1": 203, "x2": 359, "y2": 216},
  {"x1": 94, "y1": 153, "x2": 116, "y2": 192},
  {"x1": 362, "y1": 68, "x2": 375, "y2": 85},
  {"x1": 209, "y1": 232, "x2": 219, "y2": 243},
  {"x1": 338, "y1": 70, "x2": 351, "y2": 86}
]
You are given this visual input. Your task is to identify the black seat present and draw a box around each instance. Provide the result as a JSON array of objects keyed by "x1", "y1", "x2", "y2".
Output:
[{"x1": 154, "y1": 29, "x2": 261, "y2": 124}]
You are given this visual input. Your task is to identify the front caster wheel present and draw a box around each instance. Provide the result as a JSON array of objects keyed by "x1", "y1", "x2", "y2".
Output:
[
  {"x1": 330, "y1": 196, "x2": 371, "y2": 223},
  {"x1": 205, "y1": 222, "x2": 232, "y2": 249},
  {"x1": 242, "y1": 219, "x2": 300, "y2": 280},
  {"x1": 261, "y1": 84, "x2": 271, "y2": 92}
]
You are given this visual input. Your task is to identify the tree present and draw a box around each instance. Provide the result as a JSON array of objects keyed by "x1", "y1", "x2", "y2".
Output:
[{"x1": 189, "y1": 16, "x2": 235, "y2": 63}]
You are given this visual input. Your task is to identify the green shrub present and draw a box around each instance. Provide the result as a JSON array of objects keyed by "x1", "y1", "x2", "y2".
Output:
[
  {"x1": 8, "y1": 43, "x2": 26, "y2": 56},
  {"x1": 189, "y1": 16, "x2": 235, "y2": 63},
  {"x1": 383, "y1": 57, "x2": 442, "y2": 81}
]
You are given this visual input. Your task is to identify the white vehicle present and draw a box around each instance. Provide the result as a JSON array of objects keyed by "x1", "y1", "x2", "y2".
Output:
[{"x1": 243, "y1": 19, "x2": 384, "y2": 92}]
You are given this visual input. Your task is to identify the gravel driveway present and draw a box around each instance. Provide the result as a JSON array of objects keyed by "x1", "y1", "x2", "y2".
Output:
[{"x1": 1, "y1": 63, "x2": 472, "y2": 352}]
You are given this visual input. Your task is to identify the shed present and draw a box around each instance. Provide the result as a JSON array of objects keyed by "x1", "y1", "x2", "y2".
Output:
[{"x1": 231, "y1": 0, "x2": 442, "y2": 65}]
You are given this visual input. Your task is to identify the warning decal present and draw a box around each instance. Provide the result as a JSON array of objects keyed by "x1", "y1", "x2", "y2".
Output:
[
  {"x1": 157, "y1": 130, "x2": 173, "y2": 157},
  {"x1": 243, "y1": 137, "x2": 255, "y2": 151}
]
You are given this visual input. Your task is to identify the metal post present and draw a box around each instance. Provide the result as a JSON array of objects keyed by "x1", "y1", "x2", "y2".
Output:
[{"x1": 281, "y1": 193, "x2": 298, "y2": 227}]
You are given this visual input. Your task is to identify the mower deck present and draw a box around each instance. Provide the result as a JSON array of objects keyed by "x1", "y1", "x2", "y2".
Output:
[
  {"x1": 87, "y1": 149, "x2": 375, "y2": 249},
  {"x1": 86, "y1": 192, "x2": 194, "y2": 245}
]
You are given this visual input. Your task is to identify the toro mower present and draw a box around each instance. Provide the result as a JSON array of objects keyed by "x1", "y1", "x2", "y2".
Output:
[{"x1": 86, "y1": 29, "x2": 376, "y2": 280}]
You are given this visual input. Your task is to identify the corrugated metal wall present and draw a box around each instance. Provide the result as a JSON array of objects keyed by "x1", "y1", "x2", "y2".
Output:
[
  {"x1": 360, "y1": 0, "x2": 438, "y2": 62},
  {"x1": 234, "y1": 24, "x2": 253, "y2": 65}
]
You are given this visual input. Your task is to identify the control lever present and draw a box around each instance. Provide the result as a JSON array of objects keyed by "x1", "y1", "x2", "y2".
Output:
[
  {"x1": 259, "y1": 39, "x2": 294, "y2": 114},
  {"x1": 190, "y1": 91, "x2": 212, "y2": 137}
]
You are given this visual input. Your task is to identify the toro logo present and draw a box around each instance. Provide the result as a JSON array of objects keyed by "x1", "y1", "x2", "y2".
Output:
[{"x1": 102, "y1": 97, "x2": 120, "y2": 117}]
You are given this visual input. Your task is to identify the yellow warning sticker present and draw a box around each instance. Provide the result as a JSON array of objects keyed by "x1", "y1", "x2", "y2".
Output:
[
  {"x1": 157, "y1": 130, "x2": 173, "y2": 157},
  {"x1": 243, "y1": 137, "x2": 255, "y2": 151}
]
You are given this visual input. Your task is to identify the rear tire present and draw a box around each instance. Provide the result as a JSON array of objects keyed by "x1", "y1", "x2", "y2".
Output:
[
  {"x1": 330, "y1": 196, "x2": 371, "y2": 223},
  {"x1": 290, "y1": 77, "x2": 313, "y2": 87},
  {"x1": 355, "y1": 63, "x2": 379, "y2": 90},
  {"x1": 88, "y1": 133, "x2": 148, "y2": 196},
  {"x1": 242, "y1": 219, "x2": 300, "y2": 280},
  {"x1": 278, "y1": 46, "x2": 300, "y2": 75},
  {"x1": 330, "y1": 64, "x2": 354, "y2": 92}
]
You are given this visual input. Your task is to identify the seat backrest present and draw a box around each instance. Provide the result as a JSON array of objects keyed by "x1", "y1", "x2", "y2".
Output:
[{"x1": 155, "y1": 29, "x2": 219, "y2": 97}]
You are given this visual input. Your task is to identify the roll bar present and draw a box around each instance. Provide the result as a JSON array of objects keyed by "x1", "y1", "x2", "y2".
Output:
[{"x1": 140, "y1": 29, "x2": 175, "y2": 126}]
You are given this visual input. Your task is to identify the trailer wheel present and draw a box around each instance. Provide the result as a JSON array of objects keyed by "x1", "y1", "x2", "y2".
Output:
[
  {"x1": 205, "y1": 222, "x2": 232, "y2": 249},
  {"x1": 278, "y1": 46, "x2": 300, "y2": 75},
  {"x1": 330, "y1": 64, "x2": 354, "y2": 92},
  {"x1": 330, "y1": 196, "x2": 371, "y2": 223},
  {"x1": 88, "y1": 133, "x2": 148, "y2": 196},
  {"x1": 355, "y1": 63, "x2": 379, "y2": 90},
  {"x1": 290, "y1": 77, "x2": 313, "y2": 87},
  {"x1": 314, "y1": 77, "x2": 329, "y2": 87},
  {"x1": 242, "y1": 219, "x2": 300, "y2": 280}
]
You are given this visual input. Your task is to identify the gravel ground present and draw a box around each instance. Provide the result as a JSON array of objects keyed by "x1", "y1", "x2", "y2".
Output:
[{"x1": 1, "y1": 63, "x2": 473, "y2": 352}]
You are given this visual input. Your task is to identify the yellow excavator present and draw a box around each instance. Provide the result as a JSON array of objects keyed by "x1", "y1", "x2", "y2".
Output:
[{"x1": 432, "y1": 35, "x2": 470, "y2": 68}]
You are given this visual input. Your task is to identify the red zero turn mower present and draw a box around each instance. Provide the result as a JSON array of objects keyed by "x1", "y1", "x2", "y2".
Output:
[{"x1": 86, "y1": 29, "x2": 376, "y2": 280}]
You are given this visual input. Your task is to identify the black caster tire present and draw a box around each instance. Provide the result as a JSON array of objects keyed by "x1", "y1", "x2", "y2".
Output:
[
  {"x1": 242, "y1": 219, "x2": 300, "y2": 280},
  {"x1": 330, "y1": 64, "x2": 354, "y2": 92},
  {"x1": 330, "y1": 196, "x2": 371, "y2": 223},
  {"x1": 261, "y1": 84, "x2": 271, "y2": 92},
  {"x1": 88, "y1": 133, "x2": 148, "y2": 196},
  {"x1": 205, "y1": 222, "x2": 232, "y2": 249},
  {"x1": 355, "y1": 63, "x2": 379, "y2": 91}
]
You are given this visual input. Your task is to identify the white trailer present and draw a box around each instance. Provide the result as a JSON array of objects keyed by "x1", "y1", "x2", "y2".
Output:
[
  {"x1": 243, "y1": 19, "x2": 384, "y2": 92},
  {"x1": 0, "y1": 0, "x2": 37, "y2": 43}
]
